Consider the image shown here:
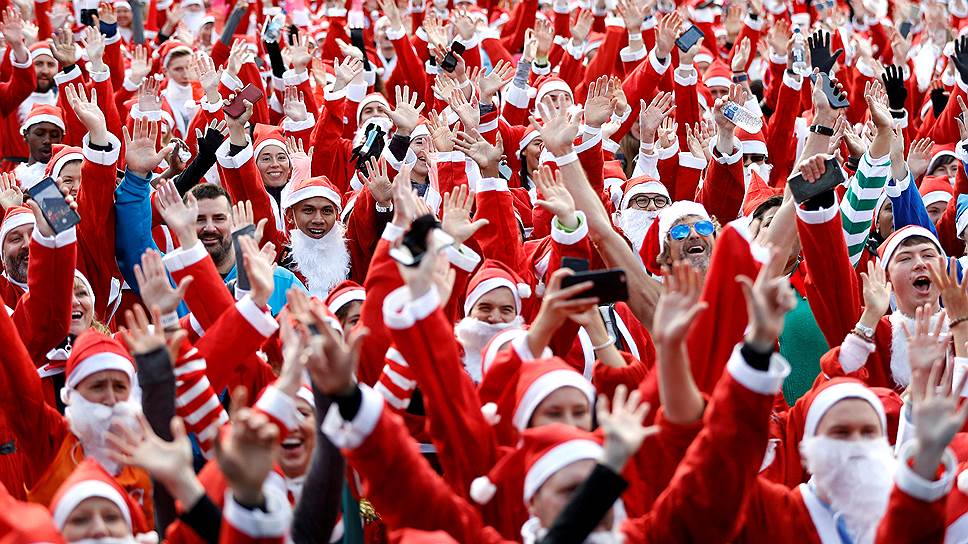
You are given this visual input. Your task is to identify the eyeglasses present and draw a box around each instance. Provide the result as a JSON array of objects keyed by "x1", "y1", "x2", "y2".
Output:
[
  {"x1": 669, "y1": 220, "x2": 715, "y2": 240},
  {"x1": 629, "y1": 194, "x2": 670, "y2": 209}
]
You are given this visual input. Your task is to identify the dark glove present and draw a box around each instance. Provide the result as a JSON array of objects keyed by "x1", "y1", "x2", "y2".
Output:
[
  {"x1": 930, "y1": 86, "x2": 950, "y2": 118},
  {"x1": 953, "y1": 35, "x2": 968, "y2": 84},
  {"x1": 808, "y1": 29, "x2": 844, "y2": 74},
  {"x1": 174, "y1": 126, "x2": 227, "y2": 195},
  {"x1": 881, "y1": 64, "x2": 908, "y2": 111},
  {"x1": 197, "y1": 126, "x2": 227, "y2": 157}
]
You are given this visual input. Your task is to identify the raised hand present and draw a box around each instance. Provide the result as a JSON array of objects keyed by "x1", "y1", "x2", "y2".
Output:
[
  {"x1": 531, "y1": 101, "x2": 581, "y2": 156},
  {"x1": 684, "y1": 123, "x2": 705, "y2": 160},
  {"x1": 533, "y1": 164, "x2": 578, "y2": 229},
  {"x1": 26, "y1": 184, "x2": 76, "y2": 237},
  {"x1": 864, "y1": 78, "x2": 893, "y2": 130},
  {"x1": 287, "y1": 33, "x2": 314, "y2": 72},
  {"x1": 49, "y1": 26, "x2": 76, "y2": 67},
  {"x1": 477, "y1": 60, "x2": 513, "y2": 103},
  {"x1": 120, "y1": 304, "x2": 187, "y2": 362},
  {"x1": 82, "y1": 25, "x2": 105, "y2": 71},
  {"x1": 534, "y1": 18, "x2": 554, "y2": 63},
  {"x1": 283, "y1": 86, "x2": 308, "y2": 122},
  {"x1": 653, "y1": 261, "x2": 708, "y2": 346},
  {"x1": 858, "y1": 257, "x2": 892, "y2": 324},
  {"x1": 0, "y1": 172, "x2": 23, "y2": 210},
  {"x1": 226, "y1": 38, "x2": 254, "y2": 79},
  {"x1": 902, "y1": 304, "x2": 950, "y2": 382},
  {"x1": 808, "y1": 28, "x2": 844, "y2": 74},
  {"x1": 881, "y1": 64, "x2": 908, "y2": 111},
  {"x1": 441, "y1": 183, "x2": 488, "y2": 244},
  {"x1": 952, "y1": 35, "x2": 968, "y2": 84},
  {"x1": 388, "y1": 85, "x2": 425, "y2": 135},
  {"x1": 332, "y1": 56, "x2": 364, "y2": 93},
  {"x1": 215, "y1": 389, "x2": 280, "y2": 506},
  {"x1": 229, "y1": 200, "x2": 267, "y2": 245},
  {"x1": 910, "y1": 358, "x2": 968, "y2": 480},
  {"x1": 303, "y1": 305, "x2": 367, "y2": 396},
  {"x1": 134, "y1": 248, "x2": 193, "y2": 314},
  {"x1": 364, "y1": 156, "x2": 393, "y2": 207},
  {"x1": 657, "y1": 116, "x2": 677, "y2": 149},
  {"x1": 730, "y1": 36, "x2": 751, "y2": 73},
  {"x1": 765, "y1": 18, "x2": 791, "y2": 54},
  {"x1": 638, "y1": 92, "x2": 675, "y2": 144},
  {"x1": 736, "y1": 247, "x2": 797, "y2": 349},
  {"x1": 449, "y1": 88, "x2": 480, "y2": 132},
  {"x1": 155, "y1": 179, "x2": 199, "y2": 246},
  {"x1": 583, "y1": 76, "x2": 614, "y2": 129},
  {"x1": 238, "y1": 235, "x2": 274, "y2": 307},
  {"x1": 957, "y1": 96, "x2": 968, "y2": 142},
  {"x1": 570, "y1": 9, "x2": 593, "y2": 45},
  {"x1": 1, "y1": 7, "x2": 27, "y2": 61},
  {"x1": 454, "y1": 129, "x2": 503, "y2": 174},
  {"x1": 929, "y1": 257, "x2": 968, "y2": 319},
  {"x1": 616, "y1": 0, "x2": 644, "y2": 35},
  {"x1": 129, "y1": 44, "x2": 151, "y2": 84},
  {"x1": 597, "y1": 385, "x2": 658, "y2": 473},
  {"x1": 654, "y1": 12, "x2": 682, "y2": 60},
  {"x1": 530, "y1": 267, "x2": 599, "y2": 344},
  {"x1": 907, "y1": 137, "x2": 935, "y2": 180},
  {"x1": 427, "y1": 110, "x2": 455, "y2": 153},
  {"x1": 123, "y1": 118, "x2": 175, "y2": 178},
  {"x1": 390, "y1": 162, "x2": 417, "y2": 229},
  {"x1": 65, "y1": 83, "x2": 108, "y2": 145},
  {"x1": 378, "y1": 0, "x2": 404, "y2": 30},
  {"x1": 192, "y1": 51, "x2": 220, "y2": 102},
  {"x1": 137, "y1": 76, "x2": 162, "y2": 112}
]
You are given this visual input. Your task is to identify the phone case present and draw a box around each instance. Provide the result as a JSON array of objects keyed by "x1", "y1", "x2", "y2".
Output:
[
  {"x1": 787, "y1": 158, "x2": 846, "y2": 204},
  {"x1": 561, "y1": 269, "x2": 629, "y2": 304}
]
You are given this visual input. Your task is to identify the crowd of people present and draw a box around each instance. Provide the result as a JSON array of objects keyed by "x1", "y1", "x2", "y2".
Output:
[{"x1": 3, "y1": 0, "x2": 968, "y2": 540}]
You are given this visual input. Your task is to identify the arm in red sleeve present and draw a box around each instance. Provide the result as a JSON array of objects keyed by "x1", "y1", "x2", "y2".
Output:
[
  {"x1": 91, "y1": 69, "x2": 123, "y2": 145},
  {"x1": 614, "y1": 52, "x2": 670, "y2": 143},
  {"x1": 77, "y1": 134, "x2": 123, "y2": 320},
  {"x1": 11, "y1": 229, "x2": 75, "y2": 362},
  {"x1": 385, "y1": 27, "x2": 427, "y2": 102},
  {"x1": 194, "y1": 294, "x2": 279, "y2": 395},
  {"x1": 498, "y1": 0, "x2": 538, "y2": 53},
  {"x1": 34, "y1": 0, "x2": 51, "y2": 41},
  {"x1": 163, "y1": 241, "x2": 234, "y2": 332},
  {"x1": 214, "y1": 140, "x2": 286, "y2": 256},
  {"x1": 581, "y1": 23, "x2": 625, "y2": 92},
  {"x1": 726, "y1": 16, "x2": 763, "y2": 72},
  {"x1": 479, "y1": 35, "x2": 514, "y2": 69},
  {"x1": 473, "y1": 176, "x2": 528, "y2": 270},
  {"x1": 357, "y1": 230, "x2": 404, "y2": 386},
  {"x1": 55, "y1": 66, "x2": 87, "y2": 146},
  {"x1": 696, "y1": 136, "x2": 746, "y2": 223},
  {"x1": 104, "y1": 34, "x2": 125, "y2": 93},
  {"x1": 0, "y1": 55, "x2": 36, "y2": 117},
  {"x1": 766, "y1": 72, "x2": 806, "y2": 187}
]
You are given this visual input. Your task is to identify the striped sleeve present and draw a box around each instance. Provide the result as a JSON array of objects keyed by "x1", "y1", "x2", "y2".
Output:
[
  {"x1": 840, "y1": 153, "x2": 891, "y2": 266},
  {"x1": 374, "y1": 347, "x2": 417, "y2": 412},
  {"x1": 174, "y1": 347, "x2": 229, "y2": 459}
]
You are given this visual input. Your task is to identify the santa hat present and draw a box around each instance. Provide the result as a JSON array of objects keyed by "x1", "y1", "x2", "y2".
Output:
[
  {"x1": 517, "y1": 127, "x2": 541, "y2": 154},
  {"x1": 464, "y1": 260, "x2": 532, "y2": 316},
  {"x1": 510, "y1": 359, "x2": 595, "y2": 431},
  {"x1": 0, "y1": 206, "x2": 35, "y2": 245},
  {"x1": 253, "y1": 124, "x2": 288, "y2": 160},
  {"x1": 469, "y1": 423, "x2": 602, "y2": 504},
  {"x1": 803, "y1": 379, "x2": 886, "y2": 439},
  {"x1": 45, "y1": 145, "x2": 83, "y2": 180},
  {"x1": 21, "y1": 104, "x2": 65, "y2": 135},
  {"x1": 325, "y1": 280, "x2": 366, "y2": 314},
  {"x1": 534, "y1": 76, "x2": 573, "y2": 106},
  {"x1": 157, "y1": 40, "x2": 193, "y2": 67},
  {"x1": 50, "y1": 459, "x2": 151, "y2": 539},
  {"x1": 703, "y1": 60, "x2": 732, "y2": 90},
  {"x1": 695, "y1": 46, "x2": 714, "y2": 66},
  {"x1": 603, "y1": 161, "x2": 628, "y2": 209},
  {"x1": 735, "y1": 126, "x2": 768, "y2": 156},
  {"x1": 742, "y1": 170, "x2": 782, "y2": 216},
  {"x1": 638, "y1": 200, "x2": 711, "y2": 275},
  {"x1": 956, "y1": 195, "x2": 968, "y2": 238},
  {"x1": 357, "y1": 93, "x2": 391, "y2": 124},
  {"x1": 877, "y1": 225, "x2": 944, "y2": 269},
  {"x1": 74, "y1": 270, "x2": 95, "y2": 309},
  {"x1": 29, "y1": 41, "x2": 54, "y2": 61},
  {"x1": 410, "y1": 119, "x2": 431, "y2": 140},
  {"x1": 918, "y1": 174, "x2": 954, "y2": 207},
  {"x1": 114, "y1": 0, "x2": 132, "y2": 8},
  {"x1": 926, "y1": 143, "x2": 957, "y2": 176},
  {"x1": 0, "y1": 483, "x2": 62, "y2": 543},
  {"x1": 281, "y1": 176, "x2": 342, "y2": 212},
  {"x1": 62, "y1": 330, "x2": 136, "y2": 397},
  {"x1": 619, "y1": 176, "x2": 669, "y2": 210}
]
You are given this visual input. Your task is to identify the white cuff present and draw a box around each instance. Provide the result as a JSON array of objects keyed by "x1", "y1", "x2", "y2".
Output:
[
  {"x1": 839, "y1": 332, "x2": 876, "y2": 373},
  {"x1": 236, "y1": 294, "x2": 279, "y2": 337},
  {"x1": 619, "y1": 45, "x2": 647, "y2": 63},
  {"x1": 282, "y1": 114, "x2": 316, "y2": 133},
  {"x1": 795, "y1": 199, "x2": 841, "y2": 224},
  {"x1": 53, "y1": 65, "x2": 82, "y2": 86},
  {"x1": 220, "y1": 71, "x2": 244, "y2": 92},
  {"x1": 505, "y1": 83, "x2": 532, "y2": 109},
  {"x1": 162, "y1": 241, "x2": 208, "y2": 271},
  {"x1": 215, "y1": 139, "x2": 253, "y2": 169},
  {"x1": 709, "y1": 136, "x2": 743, "y2": 164},
  {"x1": 382, "y1": 222, "x2": 405, "y2": 243},
  {"x1": 200, "y1": 96, "x2": 223, "y2": 113},
  {"x1": 255, "y1": 385, "x2": 299, "y2": 431},
  {"x1": 725, "y1": 343, "x2": 791, "y2": 395},
  {"x1": 894, "y1": 440, "x2": 957, "y2": 502},
  {"x1": 82, "y1": 133, "x2": 122, "y2": 165},
  {"x1": 382, "y1": 285, "x2": 441, "y2": 330},
  {"x1": 445, "y1": 244, "x2": 481, "y2": 272},
  {"x1": 674, "y1": 67, "x2": 698, "y2": 86},
  {"x1": 88, "y1": 67, "x2": 110, "y2": 83},
  {"x1": 321, "y1": 384, "x2": 384, "y2": 449},
  {"x1": 678, "y1": 152, "x2": 707, "y2": 170},
  {"x1": 222, "y1": 486, "x2": 292, "y2": 537},
  {"x1": 550, "y1": 211, "x2": 587, "y2": 245},
  {"x1": 281, "y1": 68, "x2": 309, "y2": 87},
  {"x1": 32, "y1": 226, "x2": 77, "y2": 248},
  {"x1": 386, "y1": 26, "x2": 406, "y2": 41},
  {"x1": 477, "y1": 177, "x2": 509, "y2": 192}
]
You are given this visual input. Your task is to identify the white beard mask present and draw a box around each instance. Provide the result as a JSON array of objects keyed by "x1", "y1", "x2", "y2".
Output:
[
  {"x1": 800, "y1": 436, "x2": 896, "y2": 544},
  {"x1": 290, "y1": 221, "x2": 351, "y2": 299},
  {"x1": 455, "y1": 315, "x2": 525, "y2": 383},
  {"x1": 66, "y1": 393, "x2": 143, "y2": 476},
  {"x1": 616, "y1": 208, "x2": 659, "y2": 253},
  {"x1": 747, "y1": 162, "x2": 773, "y2": 183}
]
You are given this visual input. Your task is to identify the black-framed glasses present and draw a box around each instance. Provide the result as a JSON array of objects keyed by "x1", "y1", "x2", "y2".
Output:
[{"x1": 629, "y1": 194, "x2": 670, "y2": 209}]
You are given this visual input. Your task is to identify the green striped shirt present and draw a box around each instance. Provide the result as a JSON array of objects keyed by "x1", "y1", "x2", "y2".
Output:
[{"x1": 840, "y1": 153, "x2": 891, "y2": 267}]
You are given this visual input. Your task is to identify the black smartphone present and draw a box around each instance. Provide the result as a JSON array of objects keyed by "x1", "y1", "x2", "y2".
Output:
[
  {"x1": 787, "y1": 157, "x2": 846, "y2": 204},
  {"x1": 441, "y1": 42, "x2": 467, "y2": 73},
  {"x1": 80, "y1": 8, "x2": 98, "y2": 26},
  {"x1": 561, "y1": 257, "x2": 589, "y2": 273},
  {"x1": 232, "y1": 224, "x2": 256, "y2": 291},
  {"x1": 389, "y1": 214, "x2": 442, "y2": 267},
  {"x1": 899, "y1": 20, "x2": 913, "y2": 38},
  {"x1": 675, "y1": 25, "x2": 705, "y2": 53},
  {"x1": 561, "y1": 268, "x2": 629, "y2": 304},
  {"x1": 224, "y1": 84, "x2": 265, "y2": 118},
  {"x1": 27, "y1": 177, "x2": 80, "y2": 234},
  {"x1": 809, "y1": 72, "x2": 849, "y2": 109},
  {"x1": 350, "y1": 28, "x2": 371, "y2": 71}
]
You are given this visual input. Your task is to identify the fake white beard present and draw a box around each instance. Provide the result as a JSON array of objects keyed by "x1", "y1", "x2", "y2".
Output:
[
  {"x1": 66, "y1": 394, "x2": 143, "y2": 476},
  {"x1": 455, "y1": 315, "x2": 525, "y2": 383},
  {"x1": 889, "y1": 310, "x2": 948, "y2": 388},
  {"x1": 290, "y1": 222, "x2": 351, "y2": 299},
  {"x1": 164, "y1": 80, "x2": 193, "y2": 101},
  {"x1": 801, "y1": 436, "x2": 896, "y2": 544},
  {"x1": 747, "y1": 162, "x2": 773, "y2": 183},
  {"x1": 617, "y1": 208, "x2": 659, "y2": 253},
  {"x1": 72, "y1": 538, "x2": 137, "y2": 544},
  {"x1": 353, "y1": 117, "x2": 394, "y2": 148},
  {"x1": 182, "y1": 10, "x2": 205, "y2": 33}
]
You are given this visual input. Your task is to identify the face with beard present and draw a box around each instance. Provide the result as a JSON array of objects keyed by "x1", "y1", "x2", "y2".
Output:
[
  {"x1": 2, "y1": 223, "x2": 31, "y2": 284},
  {"x1": 279, "y1": 398, "x2": 316, "y2": 478},
  {"x1": 194, "y1": 196, "x2": 234, "y2": 272},
  {"x1": 291, "y1": 197, "x2": 338, "y2": 238},
  {"x1": 660, "y1": 215, "x2": 715, "y2": 271},
  {"x1": 616, "y1": 192, "x2": 668, "y2": 252},
  {"x1": 61, "y1": 497, "x2": 133, "y2": 543},
  {"x1": 34, "y1": 55, "x2": 58, "y2": 93},
  {"x1": 66, "y1": 371, "x2": 140, "y2": 475},
  {"x1": 24, "y1": 121, "x2": 63, "y2": 164}
]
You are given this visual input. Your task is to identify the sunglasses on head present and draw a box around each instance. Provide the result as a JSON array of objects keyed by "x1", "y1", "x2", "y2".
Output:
[{"x1": 669, "y1": 220, "x2": 715, "y2": 240}]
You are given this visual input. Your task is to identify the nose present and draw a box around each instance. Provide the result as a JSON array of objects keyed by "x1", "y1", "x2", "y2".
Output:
[
  {"x1": 487, "y1": 309, "x2": 502, "y2": 324},
  {"x1": 101, "y1": 388, "x2": 118, "y2": 407},
  {"x1": 88, "y1": 514, "x2": 110, "y2": 538},
  {"x1": 645, "y1": 202, "x2": 658, "y2": 211}
]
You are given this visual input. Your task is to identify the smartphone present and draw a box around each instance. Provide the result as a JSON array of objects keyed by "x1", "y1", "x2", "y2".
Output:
[
  {"x1": 560, "y1": 257, "x2": 589, "y2": 273},
  {"x1": 441, "y1": 42, "x2": 467, "y2": 73},
  {"x1": 232, "y1": 224, "x2": 256, "y2": 291},
  {"x1": 899, "y1": 20, "x2": 913, "y2": 38},
  {"x1": 675, "y1": 25, "x2": 705, "y2": 53},
  {"x1": 809, "y1": 72, "x2": 849, "y2": 109},
  {"x1": 350, "y1": 28, "x2": 371, "y2": 71},
  {"x1": 224, "y1": 84, "x2": 265, "y2": 119},
  {"x1": 561, "y1": 268, "x2": 629, "y2": 304},
  {"x1": 787, "y1": 157, "x2": 846, "y2": 204},
  {"x1": 389, "y1": 215, "x2": 456, "y2": 267},
  {"x1": 27, "y1": 177, "x2": 80, "y2": 234},
  {"x1": 80, "y1": 8, "x2": 98, "y2": 26}
]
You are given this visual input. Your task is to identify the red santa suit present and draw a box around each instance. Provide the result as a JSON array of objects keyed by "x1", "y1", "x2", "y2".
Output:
[
  {"x1": 2, "y1": 43, "x2": 54, "y2": 167},
  {"x1": 0, "y1": 481, "x2": 63, "y2": 543}
]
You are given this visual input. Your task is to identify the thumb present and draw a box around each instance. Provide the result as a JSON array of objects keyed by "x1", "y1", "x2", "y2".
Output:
[{"x1": 174, "y1": 275, "x2": 194, "y2": 297}]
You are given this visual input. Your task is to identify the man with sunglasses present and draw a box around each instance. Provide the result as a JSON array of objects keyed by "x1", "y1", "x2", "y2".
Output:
[
  {"x1": 613, "y1": 177, "x2": 672, "y2": 253},
  {"x1": 654, "y1": 201, "x2": 717, "y2": 273}
]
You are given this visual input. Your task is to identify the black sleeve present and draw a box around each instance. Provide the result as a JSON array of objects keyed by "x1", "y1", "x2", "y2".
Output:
[
  {"x1": 290, "y1": 385, "x2": 346, "y2": 543},
  {"x1": 334, "y1": 386, "x2": 363, "y2": 420},
  {"x1": 135, "y1": 347, "x2": 178, "y2": 534},
  {"x1": 538, "y1": 464, "x2": 628, "y2": 544},
  {"x1": 740, "y1": 342, "x2": 774, "y2": 372},
  {"x1": 220, "y1": 6, "x2": 247, "y2": 46},
  {"x1": 178, "y1": 493, "x2": 223, "y2": 544},
  {"x1": 387, "y1": 134, "x2": 411, "y2": 162},
  {"x1": 174, "y1": 128, "x2": 227, "y2": 195},
  {"x1": 131, "y1": 0, "x2": 145, "y2": 45},
  {"x1": 264, "y1": 40, "x2": 287, "y2": 79}
]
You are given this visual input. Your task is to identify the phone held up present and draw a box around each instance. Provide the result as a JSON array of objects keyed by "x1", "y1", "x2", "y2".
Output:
[
  {"x1": 224, "y1": 84, "x2": 266, "y2": 119},
  {"x1": 27, "y1": 177, "x2": 80, "y2": 234}
]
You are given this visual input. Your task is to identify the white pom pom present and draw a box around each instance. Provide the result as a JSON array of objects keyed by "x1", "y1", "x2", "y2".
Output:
[
  {"x1": 517, "y1": 283, "x2": 532, "y2": 298},
  {"x1": 470, "y1": 476, "x2": 497, "y2": 504},
  {"x1": 480, "y1": 403, "x2": 501, "y2": 426}
]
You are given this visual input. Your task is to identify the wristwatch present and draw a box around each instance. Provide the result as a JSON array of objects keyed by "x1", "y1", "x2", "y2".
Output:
[
  {"x1": 809, "y1": 124, "x2": 835, "y2": 136},
  {"x1": 853, "y1": 321, "x2": 875, "y2": 339},
  {"x1": 732, "y1": 73, "x2": 749, "y2": 83}
]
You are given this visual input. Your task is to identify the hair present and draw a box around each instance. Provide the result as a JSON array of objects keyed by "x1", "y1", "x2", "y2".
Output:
[
  {"x1": 166, "y1": 48, "x2": 193, "y2": 65},
  {"x1": 897, "y1": 235, "x2": 936, "y2": 250},
  {"x1": 750, "y1": 195, "x2": 785, "y2": 222},
  {"x1": 619, "y1": 133, "x2": 640, "y2": 178},
  {"x1": 932, "y1": 154, "x2": 957, "y2": 172},
  {"x1": 334, "y1": 300, "x2": 361, "y2": 322},
  {"x1": 188, "y1": 183, "x2": 232, "y2": 204},
  {"x1": 656, "y1": 215, "x2": 721, "y2": 264},
  {"x1": 518, "y1": 150, "x2": 532, "y2": 191}
]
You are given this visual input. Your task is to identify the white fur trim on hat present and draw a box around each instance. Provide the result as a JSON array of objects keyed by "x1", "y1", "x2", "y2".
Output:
[
  {"x1": 50, "y1": 152, "x2": 84, "y2": 179},
  {"x1": 518, "y1": 130, "x2": 541, "y2": 154},
  {"x1": 535, "y1": 80, "x2": 573, "y2": 106},
  {"x1": 357, "y1": 95, "x2": 391, "y2": 124},
  {"x1": 52, "y1": 480, "x2": 132, "y2": 530},
  {"x1": 620, "y1": 180, "x2": 668, "y2": 210},
  {"x1": 463, "y1": 277, "x2": 531, "y2": 315},
  {"x1": 803, "y1": 381, "x2": 886, "y2": 440},
  {"x1": 30, "y1": 47, "x2": 54, "y2": 61},
  {"x1": 327, "y1": 290, "x2": 365, "y2": 314},
  {"x1": 21, "y1": 114, "x2": 65, "y2": 134},
  {"x1": 254, "y1": 139, "x2": 288, "y2": 161},
  {"x1": 410, "y1": 124, "x2": 430, "y2": 140},
  {"x1": 959, "y1": 208, "x2": 968, "y2": 238},
  {"x1": 74, "y1": 270, "x2": 95, "y2": 310},
  {"x1": 740, "y1": 139, "x2": 768, "y2": 156},
  {"x1": 922, "y1": 191, "x2": 953, "y2": 207},
  {"x1": 296, "y1": 385, "x2": 315, "y2": 408},
  {"x1": 524, "y1": 439, "x2": 602, "y2": 501},
  {"x1": 879, "y1": 226, "x2": 943, "y2": 269},
  {"x1": 704, "y1": 76, "x2": 732, "y2": 89},
  {"x1": 281, "y1": 186, "x2": 342, "y2": 211},
  {"x1": 657, "y1": 200, "x2": 710, "y2": 252},
  {"x1": 66, "y1": 352, "x2": 135, "y2": 390},
  {"x1": 0, "y1": 211, "x2": 35, "y2": 244},
  {"x1": 512, "y1": 369, "x2": 595, "y2": 431}
]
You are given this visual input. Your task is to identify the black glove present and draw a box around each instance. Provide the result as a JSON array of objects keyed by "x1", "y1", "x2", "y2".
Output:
[
  {"x1": 953, "y1": 35, "x2": 968, "y2": 84},
  {"x1": 881, "y1": 64, "x2": 908, "y2": 111},
  {"x1": 808, "y1": 29, "x2": 844, "y2": 74},
  {"x1": 174, "y1": 126, "x2": 227, "y2": 195},
  {"x1": 930, "y1": 86, "x2": 950, "y2": 118}
]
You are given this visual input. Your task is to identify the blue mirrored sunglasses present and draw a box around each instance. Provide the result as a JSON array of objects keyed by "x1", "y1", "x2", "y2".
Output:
[{"x1": 669, "y1": 220, "x2": 715, "y2": 241}]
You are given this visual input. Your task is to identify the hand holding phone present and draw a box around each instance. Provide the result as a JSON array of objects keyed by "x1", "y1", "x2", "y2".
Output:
[
  {"x1": 26, "y1": 177, "x2": 80, "y2": 234},
  {"x1": 675, "y1": 25, "x2": 704, "y2": 53},
  {"x1": 787, "y1": 156, "x2": 845, "y2": 204},
  {"x1": 232, "y1": 224, "x2": 256, "y2": 291},
  {"x1": 224, "y1": 84, "x2": 265, "y2": 119},
  {"x1": 561, "y1": 268, "x2": 629, "y2": 304},
  {"x1": 389, "y1": 215, "x2": 456, "y2": 267},
  {"x1": 810, "y1": 72, "x2": 849, "y2": 109}
]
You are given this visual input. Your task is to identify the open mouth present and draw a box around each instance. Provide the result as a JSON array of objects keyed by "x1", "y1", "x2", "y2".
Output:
[
  {"x1": 306, "y1": 227, "x2": 326, "y2": 237},
  {"x1": 71, "y1": 311, "x2": 83, "y2": 320},
  {"x1": 685, "y1": 242, "x2": 705, "y2": 255},
  {"x1": 200, "y1": 235, "x2": 221, "y2": 246},
  {"x1": 912, "y1": 275, "x2": 932, "y2": 294},
  {"x1": 282, "y1": 437, "x2": 303, "y2": 451}
]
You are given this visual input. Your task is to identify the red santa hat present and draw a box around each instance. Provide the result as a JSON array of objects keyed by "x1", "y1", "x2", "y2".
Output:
[
  {"x1": 21, "y1": 103, "x2": 65, "y2": 135},
  {"x1": 742, "y1": 170, "x2": 782, "y2": 216},
  {"x1": 463, "y1": 260, "x2": 532, "y2": 316},
  {"x1": 918, "y1": 174, "x2": 955, "y2": 207},
  {"x1": 803, "y1": 379, "x2": 887, "y2": 439},
  {"x1": 603, "y1": 160, "x2": 628, "y2": 208},
  {"x1": 45, "y1": 145, "x2": 84, "y2": 180},
  {"x1": 157, "y1": 40, "x2": 193, "y2": 68},
  {"x1": 0, "y1": 206, "x2": 35, "y2": 245},
  {"x1": 325, "y1": 280, "x2": 366, "y2": 314},
  {"x1": 253, "y1": 124, "x2": 288, "y2": 160},
  {"x1": 534, "y1": 76, "x2": 573, "y2": 106},
  {"x1": 926, "y1": 143, "x2": 957, "y2": 176},
  {"x1": 469, "y1": 423, "x2": 603, "y2": 504},
  {"x1": 877, "y1": 225, "x2": 944, "y2": 269},
  {"x1": 639, "y1": 200, "x2": 711, "y2": 275},
  {"x1": 50, "y1": 459, "x2": 151, "y2": 538},
  {"x1": 735, "y1": 126, "x2": 768, "y2": 156},
  {"x1": 357, "y1": 93, "x2": 391, "y2": 124},
  {"x1": 62, "y1": 330, "x2": 136, "y2": 395},
  {"x1": 28, "y1": 41, "x2": 55, "y2": 62},
  {"x1": 703, "y1": 60, "x2": 732, "y2": 90},
  {"x1": 619, "y1": 176, "x2": 669, "y2": 210},
  {"x1": 0, "y1": 483, "x2": 62, "y2": 543},
  {"x1": 517, "y1": 126, "x2": 541, "y2": 154},
  {"x1": 509, "y1": 358, "x2": 595, "y2": 431},
  {"x1": 280, "y1": 176, "x2": 342, "y2": 212},
  {"x1": 695, "y1": 46, "x2": 715, "y2": 66}
]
